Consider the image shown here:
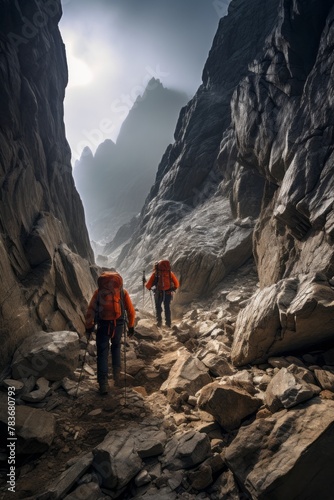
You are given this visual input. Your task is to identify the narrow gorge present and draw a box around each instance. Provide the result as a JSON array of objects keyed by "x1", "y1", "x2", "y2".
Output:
[{"x1": 1, "y1": 0, "x2": 334, "y2": 499}]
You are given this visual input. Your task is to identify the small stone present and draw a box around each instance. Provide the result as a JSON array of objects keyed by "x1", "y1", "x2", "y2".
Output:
[
  {"x1": 88, "y1": 409, "x2": 102, "y2": 416},
  {"x1": 320, "y1": 390, "x2": 334, "y2": 400},
  {"x1": 2, "y1": 379, "x2": 25, "y2": 392},
  {"x1": 133, "y1": 386, "x2": 148, "y2": 397},
  {"x1": 173, "y1": 414, "x2": 187, "y2": 426},
  {"x1": 84, "y1": 364, "x2": 95, "y2": 376}
]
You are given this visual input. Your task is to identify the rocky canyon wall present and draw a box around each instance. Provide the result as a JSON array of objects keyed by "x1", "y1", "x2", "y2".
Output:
[
  {"x1": 115, "y1": 0, "x2": 334, "y2": 362},
  {"x1": 0, "y1": 0, "x2": 96, "y2": 364},
  {"x1": 115, "y1": 0, "x2": 281, "y2": 304},
  {"x1": 230, "y1": 0, "x2": 334, "y2": 364}
]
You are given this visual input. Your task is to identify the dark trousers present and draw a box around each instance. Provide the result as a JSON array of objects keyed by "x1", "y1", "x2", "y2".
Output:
[
  {"x1": 155, "y1": 291, "x2": 172, "y2": 326},
  {"x1": 96, "y1": 319, "x2": 124, "y2": 383}
]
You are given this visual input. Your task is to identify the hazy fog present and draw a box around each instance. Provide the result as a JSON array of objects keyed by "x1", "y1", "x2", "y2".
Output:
[{"x1": 59, "y1": 0, "x2": 229, "y2": 163}]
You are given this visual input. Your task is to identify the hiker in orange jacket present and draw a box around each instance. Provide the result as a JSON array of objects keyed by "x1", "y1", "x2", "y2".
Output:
[
  {"x1": 85, "y1": 271, "x2": 135, "y2": 395},
  {"x1": 145, "y1": 259, "x2": 179, "y2": 328}
]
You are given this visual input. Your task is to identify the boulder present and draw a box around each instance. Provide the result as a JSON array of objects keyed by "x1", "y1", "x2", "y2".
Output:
[
  {"x1": 314, "y1": 368, "x2": 334, "y2": 391},
  {"x1": 39, "y1": 453, "x2": 93, "y2": 499},
  {"x1": 134, "y1": 319, "x2": 163, "y2": 341},
  {"x1": 93, "y1": 430, "x2": 143, "y2": 490},
  {"x1": 196, "y1": 339, "x2": 234, "y2": 377},
  {"x1": 209, "y1": 470, "x2": 241, "y2": 500},
  {"x1": 134, "y1": 429, "x2": 167, "y2": 458},
  {"x1": 265, "y1": 366, "x2": 321, "y2": 413},
  {"x1": 197, "y1": 382, "x2": 261, "y2": 430},
  {"x1": 231, "y1": 275, "x2": 334, "y2": 366},
  {"x1": 0, "y1": 395, "x2": 55, "y2": 454},
  {"x1": 11, "y1": 331, "x2": 79, "y2": 381},
  {"x1": 92, "y1": 427, "x2": 166, "y2": 491},
  {"x1": 21, "y1": 377, "x2": 51, "y2": 403},
  {"x1": 225, "y1": 399, "x2": 334, "y2": 499},
  {"x1": 223, "y1": 370, "x2": 257, "y2": 395},
  {"x1": 200, "y1": 353, "x2": 234, "y2": 377},
  {"x1": 160, "y1": 430, "x2": 211, "y2": 471},
  {"x1": 2, "y1": 379, "x2": 25, "y2": 393},
  {"x1": 160, "y1": 349, "x2": 211, "y2": 397}
]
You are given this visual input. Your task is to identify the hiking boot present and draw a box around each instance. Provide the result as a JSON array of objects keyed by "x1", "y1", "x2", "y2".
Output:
[
  {"x1": 157, "y1": 321, "x2": 162, "y2": 327},
  {"x1": 99, "y1": 380, "x2": 109, "y2": 395}
]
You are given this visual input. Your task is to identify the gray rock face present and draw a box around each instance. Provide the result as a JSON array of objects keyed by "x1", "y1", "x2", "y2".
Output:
[
  {"x1": 228, "y1": 0, "x2": 334, "y2": 304},
  {"x1": 160, "y1": 349, "x2": 211, "y2": 397},
  {"x1": 225, "y1": 398, "x2": 334, "y2": 499},
  {"x1": 0, "y1": 1, "x2": 96, "y2": 362},
  {"x1": 198, "y1": 382, "x2": 261, "y2": 430},
  {"x1": 160, "y1": 430, "x2": 211, "y2": 471},
  {"x1": 264, "y1": 366, "x2": 321, "y2": 413},
  {"x1": 0, "y1": 393, "x2": 56, "y2": 454},
  {"x1": 114, "y1": 0, "x2": 280, "y2": 305},
  {"x1": 110, "y1": 0, "x2": 334, "y2": 365},
  {"x1": 11, "y1": 331, "x2": 80, "y2": 381},
  {"x1": 231, "y1": 274, "x2": 334, "y2": 365}
]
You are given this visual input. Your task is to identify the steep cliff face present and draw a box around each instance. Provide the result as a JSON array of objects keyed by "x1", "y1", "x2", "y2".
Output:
[
  {"x1": 115, "y1": 0, "x2": 281, "y2": 304},
  {"x1": 231, "y1": 0, "x2": 334, "y2": 286},
  {"x1": 0, "y1": 0, "x2": 96, "y2": 363},
  {"x1": 115, "y1": 0, "x2": 334, "y2": 363},
  {"x1": 230, "y1": 0, "x2": 334, "y2": 364}
]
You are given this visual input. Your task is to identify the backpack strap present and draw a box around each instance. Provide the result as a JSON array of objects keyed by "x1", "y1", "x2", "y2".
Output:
[{"x1": 120, "y1": 287, "x2": 126, "y2": 322}]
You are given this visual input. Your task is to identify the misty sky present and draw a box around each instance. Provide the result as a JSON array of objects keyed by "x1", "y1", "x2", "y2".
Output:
[{"x1": 59, "y1": 0, "x2": 230, "y2": 163}]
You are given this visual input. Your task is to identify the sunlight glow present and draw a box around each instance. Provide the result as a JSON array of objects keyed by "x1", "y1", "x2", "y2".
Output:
[{"x1": 67, "y1": 45, "x2": 94, "y2": 87}]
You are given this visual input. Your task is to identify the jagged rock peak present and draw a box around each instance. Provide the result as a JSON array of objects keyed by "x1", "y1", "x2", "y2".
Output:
[
  {"x1": 78, "y1": 146, "x2": 93, "y2": 161},
  {"x1": 94, "y1": 138, "x2": 116, "y2": 158}
]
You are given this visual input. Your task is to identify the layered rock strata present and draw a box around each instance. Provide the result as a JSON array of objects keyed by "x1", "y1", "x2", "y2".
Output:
[
  {"x1": 115, "y1": 0, "x2": 334, "y2": 364},
  {"x1": 0, "y1": 0, "x2": 96, "y2": 364}
]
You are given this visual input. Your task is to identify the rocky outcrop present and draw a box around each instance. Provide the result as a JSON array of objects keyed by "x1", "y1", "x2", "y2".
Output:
[
  {"x1": 198, "y1": 382, "x2": 261, "y2": 430},
  {"x1": 228, "y1": 0, "x2": 334, "y2": 364},
  {"x1": 0, "y1": 392, "x2": 56, "y2": 454},
  {"x1": 225, "y1": 398, "x2": 334, "y2": 499},
  {"x1": 113, "y1": 0, "x2": 280, "y2": 305},
  {"x1": 11, "y1": 330, "x2": 80, "y2": 381},
  {"x1": 113, "y1": 0, "x2": 334, "y2": 362},
  {"x1": 0, "y1": 0, "x2": 96, "y2": 364},
  {"x1": 231, "y1": 273, "x2": 334, "y2": 365}
]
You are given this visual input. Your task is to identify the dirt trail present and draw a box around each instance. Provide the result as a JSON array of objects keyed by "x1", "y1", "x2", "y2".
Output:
[
  {"x1": 0, "y1": 318, "x2": 182, "y2": 499},
  {"x1": 0, "y1": 259, "x2": 259, "y2": 499}
]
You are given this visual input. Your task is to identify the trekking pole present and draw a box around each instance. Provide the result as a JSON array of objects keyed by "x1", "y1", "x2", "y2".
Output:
[
  {"x1": 75, "y1": 336, "x2": 89, "y2": 399},
  {"x1": 123, "y1": 321, "x2": 127, "y2": 406},
  {"x1": 142, "y1": 270, "x2": 146, "y2": 309}
]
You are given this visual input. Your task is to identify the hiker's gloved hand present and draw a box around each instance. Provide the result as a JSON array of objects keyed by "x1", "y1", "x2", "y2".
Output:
[
  {"x1": 128, "y1": 327, "x2": 135, "y2": 337},
  {"x1": 142, "y1": 276, "x2": 147, "y2": 285}
]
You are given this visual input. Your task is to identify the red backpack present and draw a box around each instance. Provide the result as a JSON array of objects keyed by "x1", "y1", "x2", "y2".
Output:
[
  {"x1": 155, "y1": 260, "x2": 172, "y2": 291},
  {"x1": 96, "y1": 272, "x2": 124, "y2": 321}
]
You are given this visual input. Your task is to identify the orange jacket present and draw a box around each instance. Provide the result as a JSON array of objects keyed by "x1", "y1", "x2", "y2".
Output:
[
  {"x1": 85, "y1": 288, "x2": 135, "y2": 329},
  {"x1": 145, "y1": 271, "x2": 179, "y2": 291}
]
